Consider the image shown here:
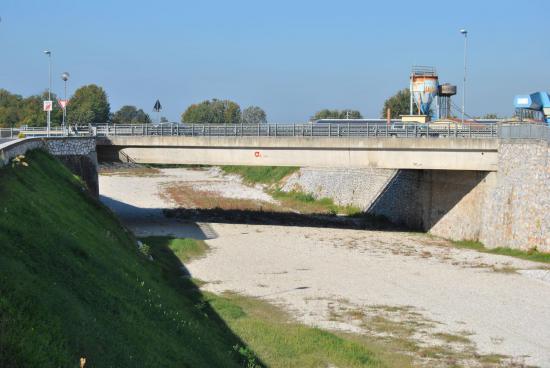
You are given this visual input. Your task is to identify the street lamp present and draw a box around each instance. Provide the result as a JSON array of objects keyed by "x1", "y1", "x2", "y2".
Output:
[
  {"x1": 459, "y1": 29, "x2": 468, "y2": 125},
  {"x1": 44, "y1": 50, "x2": 52, "y2": 135},
  {"x1": 61, "y1": 72, "x2": 70, "y2": 131}
]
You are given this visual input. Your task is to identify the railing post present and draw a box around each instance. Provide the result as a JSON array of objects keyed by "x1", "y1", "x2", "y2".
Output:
[
  {"x1": 293, "y1": 124, "x2": 296, "y2": 136},
  {"x1": 426, "y1": 124, "x2": 429, "y2": 138},
  {"x1": 191, "y1": 124, "x2": 194, "y2": 136},
  {"x1": 347, "y1": 122, "x2": 350, "y2": 137},
  {"x1": 469, "y1": 124, "x2": 471, "y2": 138},
  {"x1": 257, "y1": 124, "x2": 260, "y2": 136},
  {"x1": 275, "y1": 123, "x2": 278, "y2": 136}
]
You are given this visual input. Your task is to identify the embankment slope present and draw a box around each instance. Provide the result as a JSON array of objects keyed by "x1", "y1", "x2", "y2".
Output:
[{"x1": 0, "y1": 150, "x2": 256, "y2": 368}]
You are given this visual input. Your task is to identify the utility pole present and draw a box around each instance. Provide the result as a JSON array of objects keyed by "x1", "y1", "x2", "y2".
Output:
[
  {"x1": 460, "y1": 29, "x2": 468, "y2": 125},
  {"x1": 44, "y1": 50, "x2": 52, "y2": 135}
]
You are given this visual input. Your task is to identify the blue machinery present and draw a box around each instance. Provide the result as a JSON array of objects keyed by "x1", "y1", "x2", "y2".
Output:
[{"x1": 514, "y1": 92, "x2": 550, "y2": 124}]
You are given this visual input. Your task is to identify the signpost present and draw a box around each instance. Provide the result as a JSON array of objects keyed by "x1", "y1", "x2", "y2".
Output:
[
  {"x1": 43, "y1": 100, "x2": 53, "y2": 112},
  {"x1": 153, "y1": 99, "x2": 162, "y2": 125}
]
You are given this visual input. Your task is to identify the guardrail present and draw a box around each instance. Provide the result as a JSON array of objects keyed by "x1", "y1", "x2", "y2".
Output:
[
  {"x1": 94, "y1": 123, "x2": 499, "y2": 139},
  {"x1": 2, "y1": 122, "x2": 548, "y2": 141}
]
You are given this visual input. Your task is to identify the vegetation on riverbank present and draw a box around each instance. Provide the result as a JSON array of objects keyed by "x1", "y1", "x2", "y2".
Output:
[
  {"x1": 0, "y1": 150, "x2": 261, "y2": 367},
  {"x1": 144, "y1": 235, "x2": 411, "y2": 368},
  {"x1": 221, "y1": 165, "x2": 299, "y2": 185},
  {"x1": 451, "y1": 240, "x2": 550, "y2": 264},
  {"x1": 220, "y1": 166, "x2": 363, "y2": 216},
  {"x1": 271, "y1": 188, "x2": 362, "y2": 216}
]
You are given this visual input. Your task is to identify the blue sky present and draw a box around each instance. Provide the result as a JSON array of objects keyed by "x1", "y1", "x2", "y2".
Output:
[{"x1": 1, "y1": 0, "x2": 549, "y2": 122}]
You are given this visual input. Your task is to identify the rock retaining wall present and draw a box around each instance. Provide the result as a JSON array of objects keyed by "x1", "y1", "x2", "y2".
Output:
[
  {"x1": 0, "y1": 138, "x2": 99, "y2": 197},
  {"x1": 281, "y1": 139, "x2": 550, "y2": 252}
]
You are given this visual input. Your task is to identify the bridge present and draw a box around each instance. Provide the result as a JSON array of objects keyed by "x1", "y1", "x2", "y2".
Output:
[
  {"x1": 1, "y1": 122, "x2": 548, "y2": 253},
  {"x1": 4, "y1": 123, "x2": 547, "y2": 172},
  {"x1": 88, "y1": 122, "x2": 504, "y2": 171}
]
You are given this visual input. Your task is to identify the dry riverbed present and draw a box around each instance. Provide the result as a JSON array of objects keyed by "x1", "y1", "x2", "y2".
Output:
[{"x1": 99, "y1": 165, "x2": 550, "y2": 368}]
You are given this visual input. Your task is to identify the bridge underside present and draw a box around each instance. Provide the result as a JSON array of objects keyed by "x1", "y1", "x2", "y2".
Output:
[{"x1": 96, "y1": 136, "x2": 498, "y2": 171}]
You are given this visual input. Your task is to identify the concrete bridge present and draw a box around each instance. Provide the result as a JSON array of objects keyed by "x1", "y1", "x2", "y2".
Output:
[
  {"x1": 96, "y1": 136, "x2": 499, "y2": 171},
  {"x1": 2, "y1": 123, "x2": 548, "y2": 253}
]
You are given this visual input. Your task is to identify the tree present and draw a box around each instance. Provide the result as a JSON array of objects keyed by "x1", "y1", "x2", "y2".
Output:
[
  {"x1": 181, "y1": 99, "x2": 242, "y2": 124},
  {"x1": 0, "y1": 89, "x2": 23, "y2": 128},
  {"x1": 112, "y1": 105, "x2": 152, "y2": 124},
  {"x1": 19, "y1": 92, "x2": 64, "y2": 127},
  {"x1": 67, "y1": 84, "x2": 110, "y2": 125},
  {"x1": 381, "y1": 88, "x2": 416, "y2": 118},
  {"x1": 242, "y1": 106, "x2": 267, "y2": 124},
  {"x1": 312, "y1": 109, "x2": 362, "y2": 120}
]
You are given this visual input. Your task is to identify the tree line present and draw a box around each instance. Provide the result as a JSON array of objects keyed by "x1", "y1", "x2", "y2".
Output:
[
  {"x1": 4, "y1": 83, "x2": 496, "y2": 128},
  {"x1": 0, "y1": 85, "x2": 157, "y2": 128}
]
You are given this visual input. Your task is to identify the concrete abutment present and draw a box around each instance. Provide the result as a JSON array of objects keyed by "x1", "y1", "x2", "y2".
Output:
[{"x1": 282, "y1": 140, "x2": 549, "y2": 252}]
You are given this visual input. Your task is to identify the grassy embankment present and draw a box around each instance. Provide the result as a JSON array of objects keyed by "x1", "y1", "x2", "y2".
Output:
[
  {"x1": 0, "y1": 150, "x2": 405, "y2": 367},
  {"x1": 221, "y1": 166, "x2": 362, "y2": 216},
  {"x1": 452, "y1": 240, "x2": 550, "y2": 264},
  {"x1": 0, "y1": 150, "x2": 259, "y2": 367},
  {"x1": 141, "y1": 237, "x2": 412, "y2": 368}
]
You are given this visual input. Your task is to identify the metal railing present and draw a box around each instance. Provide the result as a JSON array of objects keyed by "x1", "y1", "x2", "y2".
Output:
[
  {"x1": 2, "y1": 122, "x2": 548, "y2": 141},
  {"x1": 91, "y1": 123, "x2": 499, "y2": 139}
]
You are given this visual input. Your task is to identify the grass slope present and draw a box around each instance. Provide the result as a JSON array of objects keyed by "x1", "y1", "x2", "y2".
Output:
[
  {"x1": 451, "y1": 240, "x2": 550, "y2": 264},
  {"x1": 0, "y1": 150, "x2": 259, "y2": 368},
  {"x1": 220, "y1": 166, "x2": 299, "y2": 185},
  {"x1": 141, "y1": 236, "x2": 410, "y2": 368}
]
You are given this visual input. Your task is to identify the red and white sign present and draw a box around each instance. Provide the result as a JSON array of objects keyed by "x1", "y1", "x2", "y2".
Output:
[
  {"x1": 58, "y1": 99, "x2": 69, "y2": 109},
  {"x1": 43, "y1": 100, "x2": 53, "y2": 112},
  {"x1": 254, "y1": 151, "x2": 261, "y2": 157}
]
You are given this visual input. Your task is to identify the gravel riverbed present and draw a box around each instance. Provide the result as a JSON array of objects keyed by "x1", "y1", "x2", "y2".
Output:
[{"x1": 100, "y1": 166, "x2": 550, "y2": 367}]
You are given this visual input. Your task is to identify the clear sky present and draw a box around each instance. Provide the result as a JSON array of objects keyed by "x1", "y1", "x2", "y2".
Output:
[{"x1": 1, "y1": 0, "x2": 549, "y2": 122}]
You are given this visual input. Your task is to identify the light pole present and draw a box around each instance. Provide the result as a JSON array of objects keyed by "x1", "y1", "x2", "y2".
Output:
[
  {"x1": 44, "y1": 50, "x2": 52, "y2": 135},
  {"x1": 61, "y1": 72, "x2": 70, "y2": 132},
  {"x1": 460, "y1": 29, "x2": 468, "y2": 125}
]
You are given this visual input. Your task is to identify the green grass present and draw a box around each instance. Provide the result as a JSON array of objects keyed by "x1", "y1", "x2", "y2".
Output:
[
  {"x1": 221, "y1": 166, "x2": 299, "y2": 185},
  {"x1": 0, "y1": 150, "x2": 260, "y2": 368},
  {"x1": 451, "y1": 240, "x2": 550, "y2": 264},
  {"x1": 140, "y1": 236, "x2": 209, "y2": 263},
  {"x1": 151, "y1": 235, "x2": 410, "y2": 368},
  {"x1": 271, "y1": 189, "x2": 362, "y2": 216},
  {"x1": 0, "y1": 152, "x2": 406, "y2": 368}
]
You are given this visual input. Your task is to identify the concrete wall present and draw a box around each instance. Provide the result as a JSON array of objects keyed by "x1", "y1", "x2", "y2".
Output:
[
  {"x1": 0, "y1": 138, "x2": 99, "y2": 198},
  {"x1": 97, "y1": 136, "x2": 498, "y2": 171},
  {"x1": 283, "y1": 168, "x2": 493, "y2": 241}
]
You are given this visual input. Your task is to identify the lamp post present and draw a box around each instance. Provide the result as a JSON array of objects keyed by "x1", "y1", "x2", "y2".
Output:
[
  {"x1": 44, "y1": 50, "x2": 52, "y2": 135},
  {"x1": 459, "y1": 29, "x2": 468, "y2": 125},
  {"x1": 61, "y1": 72, "x2": 70, "y2": 132}
]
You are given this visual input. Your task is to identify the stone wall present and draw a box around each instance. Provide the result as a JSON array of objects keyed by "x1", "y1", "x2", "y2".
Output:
[
  {"x1": 280, "y1": 140, "x2": 550, "y2": 252},
  {"x1": 281, "y1": 168, "x2": 397, "y2": 210},
  {"x1": 0, "y1": 138, "x2": 99, "y2": 198},
  {"x1": 481, "y1": 140, "x2": 549, "y2": 252}
]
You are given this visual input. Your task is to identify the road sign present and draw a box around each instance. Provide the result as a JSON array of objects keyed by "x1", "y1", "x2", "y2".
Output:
[
  {"x1": 153, "y1": 99, "x2": 162, "y2": 112},
  {"x1": 58, "y1": 99, "x2": 69, "y2": 109},
  {"x1": 43, "y1": 100, "x2": 53, "y2": 112}
]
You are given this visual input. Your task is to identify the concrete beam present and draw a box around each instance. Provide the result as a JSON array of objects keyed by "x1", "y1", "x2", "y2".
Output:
[{"x1": 97, "y1": 136, "x2": 499, "y2": 171}]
